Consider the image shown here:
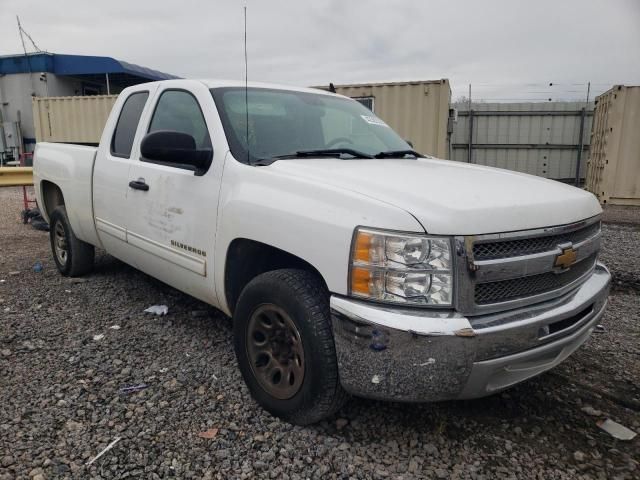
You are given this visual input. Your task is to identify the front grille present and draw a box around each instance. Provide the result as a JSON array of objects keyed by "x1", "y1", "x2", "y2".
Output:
[
  {"x1": 474, "y1": 254, "x2": 597, "y2": 305},
  {"x1": 473, "y1": 221, "x2": 601, "y2": 260}
]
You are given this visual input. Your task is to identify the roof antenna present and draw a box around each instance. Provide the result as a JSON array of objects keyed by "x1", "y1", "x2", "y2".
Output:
[{"x1": 243, "y1": 3, "x2": 250, "y2": 165}]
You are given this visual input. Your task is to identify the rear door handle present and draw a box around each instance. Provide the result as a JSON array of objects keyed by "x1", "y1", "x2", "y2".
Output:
[{"x1": 129, "y1": 179, "x2": 149, "y2": 191}]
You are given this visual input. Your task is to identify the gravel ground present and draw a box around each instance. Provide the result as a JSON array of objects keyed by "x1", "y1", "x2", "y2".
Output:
[
  {"x1": 602, "y1": 205, "x2": 640, "y2": 227},
  {"x1": 1, "y1": 186, "x2": 638, "y2": 480}
]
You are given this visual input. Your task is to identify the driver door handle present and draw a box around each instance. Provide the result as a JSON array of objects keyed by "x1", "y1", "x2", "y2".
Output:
[{"x1": 129, "y1": 179, "x2": 149, "y2": 191}]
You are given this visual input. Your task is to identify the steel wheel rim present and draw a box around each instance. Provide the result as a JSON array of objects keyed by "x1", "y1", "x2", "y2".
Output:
[
  {"x1": 246, "y1": 304, "x2": 305, "y2": 400},
  {"x1": 54, "y1": 222, "x2": 68, "y2": 265}
]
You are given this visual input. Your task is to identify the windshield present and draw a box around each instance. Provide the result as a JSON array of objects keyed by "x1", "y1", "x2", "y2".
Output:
[{"x1": 210, "y1": 87, "x2": 411, "y2": 163}]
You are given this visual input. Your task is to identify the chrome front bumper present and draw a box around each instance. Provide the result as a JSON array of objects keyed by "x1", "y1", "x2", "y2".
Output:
[{"x1": 330, "y1": 263, "x2": 611, "y2": 402}]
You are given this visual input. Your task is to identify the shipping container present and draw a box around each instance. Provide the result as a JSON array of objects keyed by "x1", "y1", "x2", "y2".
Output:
[
  {"x1": 586, "y1": 86, "x2": 640, "y2": 206},
  {"x1": 450, "y1": 102, "x2": 594, "y2": 181},
  {"x1": 32, "y1": 95, "x2": 117, "y2": 144},
  {"x1": 332, "y1": 80, "x2": 451, "y2": 158}
]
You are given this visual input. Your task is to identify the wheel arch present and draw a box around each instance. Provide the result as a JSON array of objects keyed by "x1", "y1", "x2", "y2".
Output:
[
  {"x1": 224, "y1": 238, "x2": 328, "y2": 316},
  {"x1": 40, "y1": 180, "x2": 65, "y2": 222}
]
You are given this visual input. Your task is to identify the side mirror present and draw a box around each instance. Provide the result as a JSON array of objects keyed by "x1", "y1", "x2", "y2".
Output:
[{"x1": 140, "y1": 130, "x2": 212, "y2": 175}]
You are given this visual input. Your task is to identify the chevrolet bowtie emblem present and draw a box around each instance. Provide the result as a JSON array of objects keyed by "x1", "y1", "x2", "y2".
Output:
[{"x1": 555, "y1": 247, "x2": 578, "y2": 269}]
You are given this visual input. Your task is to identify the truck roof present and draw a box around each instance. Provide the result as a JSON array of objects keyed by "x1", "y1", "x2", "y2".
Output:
[{"x1": 156, "y1": 79, "x2": 337, "y2": 96}]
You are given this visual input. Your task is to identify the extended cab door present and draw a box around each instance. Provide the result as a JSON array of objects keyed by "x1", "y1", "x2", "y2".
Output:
[
  {"x1": 93, "y1": 85, "x2": 157, "y2": 264},
  {"x1": 123, "y1": 83, "x2": 224, "y2": 305}
]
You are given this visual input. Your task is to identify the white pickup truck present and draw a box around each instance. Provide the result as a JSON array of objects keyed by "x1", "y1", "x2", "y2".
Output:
[{"x1": 34, "y1": 79, "x2": 610, "y2": 424}]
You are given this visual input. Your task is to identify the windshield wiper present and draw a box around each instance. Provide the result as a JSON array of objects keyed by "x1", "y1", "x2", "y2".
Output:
[
  {"x1": 373, "y1": 149, "x2": 424, "y2": 159},
  {"x1": 272, "y1": 148, "x2": 374, "y2": 160}
]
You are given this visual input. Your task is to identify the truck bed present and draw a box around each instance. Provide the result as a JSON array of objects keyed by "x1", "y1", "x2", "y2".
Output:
[{"x1": 33, "y1": 142, "x2": 100, "y2": 247}]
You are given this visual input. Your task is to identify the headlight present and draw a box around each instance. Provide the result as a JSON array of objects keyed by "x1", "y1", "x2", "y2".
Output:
[{"x1": 349, "y1": 227, "x2": 453, "y2": 306}]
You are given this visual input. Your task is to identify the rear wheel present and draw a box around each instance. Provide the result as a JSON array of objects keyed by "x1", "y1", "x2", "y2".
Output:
[
  {"x1": 49, "y1": 206, "x2": 94, "y2": 277},
  {"x1": 233, "y1": 269, "x2": 348, "y2": 425}
]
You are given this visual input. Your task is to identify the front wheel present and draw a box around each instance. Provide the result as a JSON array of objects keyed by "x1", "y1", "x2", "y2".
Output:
[
  {"x1": 49, "y1": 206, "x2": 94, "y2": 277},
  {"x1": 233, "y1": 269, "x2": 348, "y2": 425}
]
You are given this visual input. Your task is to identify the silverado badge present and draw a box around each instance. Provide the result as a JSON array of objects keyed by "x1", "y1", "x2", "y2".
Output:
[{"x1": 554, "y1": 246, "x2": 577, "y2": 269}]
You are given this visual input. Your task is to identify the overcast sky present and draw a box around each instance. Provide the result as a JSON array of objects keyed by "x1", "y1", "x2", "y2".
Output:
[{"x1": 1, "y1": 0, "x2": 639, "y2": 101}]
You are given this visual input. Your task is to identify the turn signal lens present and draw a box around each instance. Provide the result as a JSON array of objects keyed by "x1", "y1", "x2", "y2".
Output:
[
  {"x1": 354, "y1": 232, "x2": 372, "y2": 263},
  {"x1": 349, "y1": 228, "x2": 453, "y2": 306},
  {"x1": 350, "y1": 267, "x2": 384, "y2": 298},
  {"x1": 351, "y1": 267, "x2": 371, "y2": 295}
]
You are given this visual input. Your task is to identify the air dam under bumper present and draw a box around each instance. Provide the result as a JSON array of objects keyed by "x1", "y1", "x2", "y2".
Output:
[{"x1": 330, "y1": 263, "x2": 610, "y2": 402}]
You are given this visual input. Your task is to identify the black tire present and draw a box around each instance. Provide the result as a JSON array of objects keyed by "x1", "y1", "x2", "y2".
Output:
[
  {"x1": 233, "y1": 269, "x2": 348, "y2": 425},
  {"x1": 49, "y1": 206, "x2": 94, "y2": 277}
]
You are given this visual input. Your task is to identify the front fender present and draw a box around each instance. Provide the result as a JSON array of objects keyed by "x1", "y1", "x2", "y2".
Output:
[{"x1": 214, "y1": 155, "x2": 424, "y2": 315}]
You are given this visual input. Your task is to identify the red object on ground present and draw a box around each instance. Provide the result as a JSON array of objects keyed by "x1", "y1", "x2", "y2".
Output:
[{"x1": 20, "y1": 153, "x2": 36, "y2": 214}]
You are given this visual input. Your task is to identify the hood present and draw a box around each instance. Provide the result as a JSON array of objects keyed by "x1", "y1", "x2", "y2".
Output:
[{"x1": 269, "y1": 157, "x2": 602, "y2": 235}]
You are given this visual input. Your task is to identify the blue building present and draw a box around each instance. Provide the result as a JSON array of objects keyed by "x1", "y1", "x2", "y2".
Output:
[{"x1": 0, "y1": 52, "x2": 178, "y2": 156}]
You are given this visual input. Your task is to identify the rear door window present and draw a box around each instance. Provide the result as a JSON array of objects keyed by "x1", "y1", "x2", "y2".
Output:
[{"x1": 111, "y1": 92, "x2": 149, "y2": 158}]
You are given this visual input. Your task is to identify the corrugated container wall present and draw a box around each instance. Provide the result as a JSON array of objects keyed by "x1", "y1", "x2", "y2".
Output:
[
  {"x1": 450, "y1": 102, "x2": 594, "y2": 181},
  {"x1": 586, "y1": 86, "x2": 640, "y2": 206},
  {"x1": 32, "y1": 95, "x2": 117, "y2": 144},
  {"x1": 334, "y1": 80, "x2": 451, "y2": 158}
]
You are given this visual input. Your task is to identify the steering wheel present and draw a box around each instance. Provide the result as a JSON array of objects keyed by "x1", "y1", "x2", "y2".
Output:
[{"x1": 326, "y1": 137, "x2": 354, "y2": 148}]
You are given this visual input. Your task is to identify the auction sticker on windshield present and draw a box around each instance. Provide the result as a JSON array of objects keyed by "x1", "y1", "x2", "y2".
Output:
[{"x1": 361, "y1": 115, "x2": 389, "y2": 127}]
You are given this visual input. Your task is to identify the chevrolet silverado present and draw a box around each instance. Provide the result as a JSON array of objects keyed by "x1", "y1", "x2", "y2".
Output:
[{"x1": 33, "y1": 79, "x2": 610, "y2": 424}]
